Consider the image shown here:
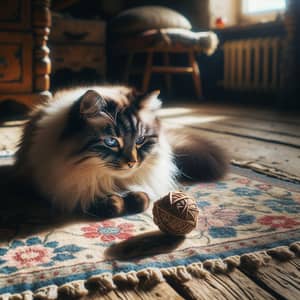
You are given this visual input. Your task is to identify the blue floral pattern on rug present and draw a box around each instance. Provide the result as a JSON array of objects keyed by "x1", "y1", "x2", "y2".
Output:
[{"x1": 0, "y1": 237, "x2": 84, "y2": 274}]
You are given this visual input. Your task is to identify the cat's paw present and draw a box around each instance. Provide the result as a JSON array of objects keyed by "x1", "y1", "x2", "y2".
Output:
[
  {"x1": 89, "y1": 195, "x2": 126, "y2": 218},
  {"x1": 106, "y1": 195, "x2": 126, "y2": 217},
  {"x1": 124, "y1": 191, "x2": 150, "y2": 214}
]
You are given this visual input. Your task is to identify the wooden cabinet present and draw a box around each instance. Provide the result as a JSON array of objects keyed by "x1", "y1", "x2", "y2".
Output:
[
  {"x1": 0, "y1": 0, "x2": 31, "y2": 30},
  {"x1": 50, "y1": 17, "x2": 106, "y2": 79},
  {"x1": 0, "y1": 0, "x2": 51, "y2": 108},
  {"x1": 0, "y1": 33, "x2": 32, "y2": 92},
  {"x1": 51, "y1": 45, "x2": 105, "y2": 75},
  {"x1": 50, "y1": 18, "x2": 105, "y2": 44}
]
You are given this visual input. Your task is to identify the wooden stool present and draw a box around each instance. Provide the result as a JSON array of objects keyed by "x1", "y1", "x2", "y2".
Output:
[{"x1": 123, "y1": 46, "x2": 202, "y2": 99}]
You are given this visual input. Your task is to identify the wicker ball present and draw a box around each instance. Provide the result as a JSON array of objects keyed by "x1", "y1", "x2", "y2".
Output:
[{"x1": 153, "y1": 191, "x2": 199, "y2": 235}]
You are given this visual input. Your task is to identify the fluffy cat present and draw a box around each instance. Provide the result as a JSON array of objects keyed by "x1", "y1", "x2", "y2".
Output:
[{"x1": 15, "y1": 86, "x2": 228, "y2": 217}]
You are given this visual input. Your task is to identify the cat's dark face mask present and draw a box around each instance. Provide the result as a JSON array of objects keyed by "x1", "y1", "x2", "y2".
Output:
[{"x1": 65, "y1": 89, "x2": 162, "y2": 175}]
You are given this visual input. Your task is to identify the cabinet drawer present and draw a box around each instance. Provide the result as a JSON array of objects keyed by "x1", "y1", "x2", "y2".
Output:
[
  {"x1": 51, "y1": 45, "x2": 105, "y2": 75},
  {"x1": 0, "y1": 0, "x2": 30, "y2": 30},
  {"x1": 51, "y1": 18, "x2": 106, "y2": 44},
  {"x1": 0, "y1": 33, "x2": 32, "y2": 93}
]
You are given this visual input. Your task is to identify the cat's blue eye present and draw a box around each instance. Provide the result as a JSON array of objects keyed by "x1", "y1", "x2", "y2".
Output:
[
  {"x1": 136, "y1": 136, "x2": 145, "y2": 145},
  {"x1": 104, "y1": 137, "x2": 119, "y2": 147}
]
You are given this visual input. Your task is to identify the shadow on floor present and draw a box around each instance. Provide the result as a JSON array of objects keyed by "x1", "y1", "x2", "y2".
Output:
[
  {"x1": 105, "y1": 231, "x2": 185, "y2": 261},
  {"x1": 0, "y1": 165, "x2": 97, "y2": 243}
]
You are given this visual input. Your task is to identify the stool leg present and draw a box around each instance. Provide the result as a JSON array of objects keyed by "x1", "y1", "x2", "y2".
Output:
[
  {"x1": 142, "y1": 51, "x2": 153, "y2": 93},
  {"x1": 163, "y1": 52, "x2": 172, "y2": 96},
  {"x1": 188, "y1": 51, "x2": 202, "y2": 99},
  {"x1": 123, "y1": 53, "x2": 134, "y2": 84}
]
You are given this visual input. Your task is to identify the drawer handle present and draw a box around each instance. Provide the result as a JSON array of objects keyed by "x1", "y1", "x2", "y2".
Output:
[{"x1": 63, "y1": 31, "x2": 88, "y2": 41}]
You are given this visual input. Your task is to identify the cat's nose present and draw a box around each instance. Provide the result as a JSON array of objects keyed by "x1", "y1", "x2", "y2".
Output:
[{"x1": 127, "y1": 161, "x2": 137, "y2": 168}]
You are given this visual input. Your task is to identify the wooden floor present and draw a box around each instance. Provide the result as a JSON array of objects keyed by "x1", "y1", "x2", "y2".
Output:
[
  {"x1": 159, "y1": 102, "x2": 300, "y2": 183},
  {"x1": 0, "y1": 102, "x2": 300, "y2": 299},
  {"x1": 80, "y1": 256, "x2": 300, "y2": 300}
]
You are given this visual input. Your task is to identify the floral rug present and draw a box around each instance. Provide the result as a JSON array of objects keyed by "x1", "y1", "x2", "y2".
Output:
[{"x1": 0, "y1": 170, "x2": 300, "y2": 298}]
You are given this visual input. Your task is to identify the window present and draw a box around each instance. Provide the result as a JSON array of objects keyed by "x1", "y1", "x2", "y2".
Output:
[{"x1": 243, "y1": 0, "x2": 286, "y2": 15}]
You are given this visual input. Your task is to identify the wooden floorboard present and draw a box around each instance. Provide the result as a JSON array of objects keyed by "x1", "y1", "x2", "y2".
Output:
[
  {"x1": 0, "y1": 125, "x2": 21, "y2": 152},
  {"x1": 165, "y1": 123, "x2": 300, "y2": 181},
  {"x1": 161, "y1": 104, "x2": 300, "y2": 125},
  {"x1": 79, "y1": 282, "x2": 183, "y2": 300},
  {"x1": 160, "y1": 111, "x2": 300, "y2": 137},
  {"x1": 213, "y1": 119, "x2": 300, "y2": 138},
  {"x1": 167, "y1": 269, "x2": 276, "y2": 300},
  {"x1": 240, "y1": 259, "x2": 300, "y2": 300},
  {"x1": 68, "y1": 272, "x2": 279, "y2": 300},
  {"x1": 163, "y1": 118, "x2": 300, "y2": 148}
]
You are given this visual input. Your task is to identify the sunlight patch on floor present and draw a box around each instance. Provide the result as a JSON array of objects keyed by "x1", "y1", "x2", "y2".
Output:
[
  {"x1": 163, "y1": 115, "x2": 229, "y2": 125},
  {"x1": 157, "y1": 107, "x2": 196, "y2": 117}
]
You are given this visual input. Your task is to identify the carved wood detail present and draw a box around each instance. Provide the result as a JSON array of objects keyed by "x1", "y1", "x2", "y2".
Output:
[
  {"x1": 32, "y1": 0, "x2": 51, "y2": 95},
  {"x1": 0, "y1": 0, "x2": 52, "y2": 108}
]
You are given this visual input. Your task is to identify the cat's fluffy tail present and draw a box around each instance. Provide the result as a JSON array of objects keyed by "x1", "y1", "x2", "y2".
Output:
[{"x1": 167, "y1": 129, "x2": 229, "y2": 182}]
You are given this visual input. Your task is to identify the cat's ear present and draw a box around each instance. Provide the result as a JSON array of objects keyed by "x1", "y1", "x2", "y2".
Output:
[
  {"x1": 79, "y1": 90, "x2": 106, "y2": 117},
  {"x1": 136, "y1": 90, "x2": 161, "y2": 111}
]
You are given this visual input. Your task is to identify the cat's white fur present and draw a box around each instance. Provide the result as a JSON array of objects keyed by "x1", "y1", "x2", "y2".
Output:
[{"x1": 17, "y1": 87, "x2": 178, "y2": 212}]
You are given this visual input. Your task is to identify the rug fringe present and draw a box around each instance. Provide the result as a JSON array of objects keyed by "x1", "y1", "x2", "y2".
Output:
[{"x1": 1, "y1": 241, "x2": 299, "y2": 299}]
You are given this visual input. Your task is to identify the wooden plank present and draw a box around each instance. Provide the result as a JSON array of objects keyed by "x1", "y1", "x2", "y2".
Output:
[
  {"x1": 0, "y1": 126, "x2": 22, "y2": 152},
  {"x1": 168, "y1": 269, "x2": 275, "y2": 300},
  {"x1": 164, "y1": 123, "x2": 300, "y2": 181},
  {"x1": 163, "y1": 53, "x2": 172, "y2": 95},
  {"x1": 188, "y1": 51, "x2": 202, "y2": 99},
  {"x1": 161, "y1": 114, "x2": 300, "y2": 137},
  {"x1": 81, "y1": 282, "x2": 183, "y2": 300},
  {"x1": 151, "y1": 66, "x2": 193, "y2": 73},
  {"x1": 164, "y1": 118, "x2": 300, "y2": 148},
  {"x1": 159, "y1": 109, "x2": 300, "y2": 137},
  {"x1": 80, "y1": 290, "x2": 118, "y2": 300},
  {"x1": 159, "y1": 103, "x2": 300, "y2": 125},
  {"x1": 213, "y1": 118, "x2": 300, "y2": 138},
  {"x1": 204, "y1": 107, "x2": 300, "y2": 125},
  {"x1": 240, "y1": 260, "x2": 300, "y2": 300},
  {"x1": 142, "y1": 51, "x2": 153, "y2": 93}
]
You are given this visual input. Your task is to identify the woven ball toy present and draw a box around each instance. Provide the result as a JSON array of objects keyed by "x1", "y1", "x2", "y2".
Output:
[{"x1": 152, "y1": 191, "x2": 199, "y2": 235}]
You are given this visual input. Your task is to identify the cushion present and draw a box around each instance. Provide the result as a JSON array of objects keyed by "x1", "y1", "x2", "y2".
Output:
[
  {"x1": 110, "y1": 6, "x2": 192, "y2": 35},
  {"x1": 110, "y1": 29, "x2": 219, "y2": 56}
]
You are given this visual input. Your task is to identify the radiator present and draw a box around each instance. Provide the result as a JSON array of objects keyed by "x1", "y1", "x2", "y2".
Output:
[{"x1": 223, "y1": 38, "x2": 281, "y2": 92}]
